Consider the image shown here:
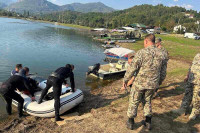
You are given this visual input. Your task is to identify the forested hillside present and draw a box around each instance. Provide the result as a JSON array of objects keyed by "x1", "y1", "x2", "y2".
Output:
[{"x1": 36, "y1": 4, "x2": 200, "y2": 32}]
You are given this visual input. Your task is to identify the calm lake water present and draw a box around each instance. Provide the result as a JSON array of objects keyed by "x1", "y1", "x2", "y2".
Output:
[{"x1": 0, "y1": 17, "x2": 107, "y2": 117}]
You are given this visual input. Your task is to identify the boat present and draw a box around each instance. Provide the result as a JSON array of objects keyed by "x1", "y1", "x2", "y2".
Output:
[
  {"x1": 12, "y1": 76, "x2": 84, "y2": 118},
  {"x1": 101, "y1": 44, "x2": 120, "y2": 49},
  {"x1": 117, "y1": 39, "x2": 136, "y2": 43},
  {"x1": 104, "y1": 47, "x2": 135, "y2": 61},
  {"x1": 104, "y1": 40, "x2": 116, "y2": 44},
  {"x1": 87, "y1": 61, "x2": 128, "y2": 79}
]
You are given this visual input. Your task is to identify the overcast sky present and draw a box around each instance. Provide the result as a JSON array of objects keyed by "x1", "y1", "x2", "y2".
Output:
[{"x1": 47, "y1": 0, "x2": 200, "y2": 12}]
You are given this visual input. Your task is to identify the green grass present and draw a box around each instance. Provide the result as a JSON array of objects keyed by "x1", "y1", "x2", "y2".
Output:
[
  {"x1": 163, "y1": 41, "x2": 199, "y2": 61},
  {"x1": 156, "y1": 34, "x2": 200, "y2": 61},
  {"x1": 59, "y1": 23, "x2": 91, "y2": 30},
  {"x1": 167, "y1": 68, "x2": 188, "y2": 77},
  {"x1": 119, "y1": 39, "x2": 144, "y2": 52},
  {"x1": 121, "y1": 34, "x2": 200, "y2": 62},
  {"x1": 156, "y1": 34, "x2": 200, "y2": 46},
  {"x1": 121, "y1": 35, "x2": 199, "y2": 62},
  {"x1": 32, "y1": 19, "x2": 91, "y2": 30}
]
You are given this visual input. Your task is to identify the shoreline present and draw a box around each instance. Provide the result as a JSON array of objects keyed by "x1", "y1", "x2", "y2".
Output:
[
  {"x1": 1, "y1": 16, "x2": 200, "y2": 132},
  {"x1": 0, "y1": 16, "x2": 92, "y2": 30}
]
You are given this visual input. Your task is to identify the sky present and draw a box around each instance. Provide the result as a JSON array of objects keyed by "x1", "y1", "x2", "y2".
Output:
[{"x1": 48, "y1": 0, "x2": 200, "y2": 12}]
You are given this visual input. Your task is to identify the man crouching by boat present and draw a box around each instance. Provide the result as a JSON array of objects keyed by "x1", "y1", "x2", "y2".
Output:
[
  {"x1": 0, "y1": 75, "x2": 35, "y2": 118},
  {"x1": 38, "y1": 64, "x2": 75, "y2": 121}
]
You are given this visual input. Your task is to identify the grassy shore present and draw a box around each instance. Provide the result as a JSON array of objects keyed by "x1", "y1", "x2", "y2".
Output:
[
  {"x1": 1, "y1": 27, "x2": 200, "y2": 132},
  {"x1": 29, "y1": 19, "x2": 92, "y2": 30}
]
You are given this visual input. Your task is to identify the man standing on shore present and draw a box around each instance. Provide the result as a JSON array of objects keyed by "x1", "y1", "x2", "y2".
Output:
[
  {"x1": 123, "y1": 34, "x2": 167, "y2": 130},
  {"x1": 173, "y1": 53, "x2": 200, "y2": 120},
  {"x1": 154, "y1": 38, "x2": 169, "y2": 97}
]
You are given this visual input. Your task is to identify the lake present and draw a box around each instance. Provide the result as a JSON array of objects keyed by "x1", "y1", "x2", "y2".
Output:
[{"x1": 0, "y1": 17, "x2": 107, "y2": 117}]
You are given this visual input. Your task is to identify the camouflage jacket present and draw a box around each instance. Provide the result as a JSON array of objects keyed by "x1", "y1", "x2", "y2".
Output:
[
  {"x1": 188, "y1": 53, "x2": 200, "y2": 85},
  {"x1": 160, "y1": 46, "x2": 169, "y2": 61},
  {"x1": 124, "y1": 45, "x2": 167, "y2": 90}
]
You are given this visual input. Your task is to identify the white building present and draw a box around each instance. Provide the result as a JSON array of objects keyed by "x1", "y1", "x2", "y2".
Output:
[
  {"x1": 173, "y1": 25, "x2": 186, "y2": 32},
  {"x1": 185, "y1": 13, "x2": 194, "y2": 19}
]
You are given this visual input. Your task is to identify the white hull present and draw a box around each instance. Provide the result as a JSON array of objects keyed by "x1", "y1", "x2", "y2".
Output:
[{"x1": 12, "y1": 80, "x2": 84, "y2": 117}]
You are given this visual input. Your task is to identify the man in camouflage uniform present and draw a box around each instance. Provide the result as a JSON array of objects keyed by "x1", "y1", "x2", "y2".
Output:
[
  {"x1": 155, "y1": 38, "x2": 169, "y2": 61},
  {"x1": 154, "y1": 38, "x2": 169, "y2": 97},
  {"x1": 174, "y1": 54, "x2": 200, "y2": 120},
  {"x1": 123, "y1": 34, "x2": 167, "y2": 130}
]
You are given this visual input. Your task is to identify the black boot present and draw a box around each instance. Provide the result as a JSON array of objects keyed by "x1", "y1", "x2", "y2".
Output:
[
  {"x1": 55, "y1": 116, "x2": 64, "y2": 121},
  {"x1": 143, "y1": 116, "x2": 152, "y2": 130},
  {"x1": 126, "y1": 118, "x2": 135, "y2": 130},
  {"x1": 38, "y1": 99, "x2": 43, "y2": 104}
]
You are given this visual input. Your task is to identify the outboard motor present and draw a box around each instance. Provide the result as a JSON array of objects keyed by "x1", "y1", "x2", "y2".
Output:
[{"x1": 87, "y1": 63, "x2": 100, "y2": 75}]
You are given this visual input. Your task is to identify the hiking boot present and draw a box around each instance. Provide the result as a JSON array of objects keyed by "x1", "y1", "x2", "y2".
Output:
[
  {"x1": 37, "y1": 99, "x2": 43, "y2": 104},
  {"x1": 172, "y1": 108, "x2": 186, "y2": 115},
  {"x1": 143, "y1": 116, "x2": 152, "y2": 131},
  {"x1": 55, "y1": 117, "x2": 64, "y2": 122},
  {"x1": 126, "y1": 118, "x2": 134, "y2": 130},
  {"x1": 8, "y1": 112, "x2": 12, "y2": 115},
  {"x1": 18, "y1": 114, "x2": 28, "y2": 119}
]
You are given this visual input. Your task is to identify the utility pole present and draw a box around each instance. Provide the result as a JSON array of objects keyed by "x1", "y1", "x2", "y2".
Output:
[
  {"x1": 196, "y1": 21, "x2": 199, "y2": 33},
  {"x1": 178, "y1": 18, "x2": 181, "y2": 25}
]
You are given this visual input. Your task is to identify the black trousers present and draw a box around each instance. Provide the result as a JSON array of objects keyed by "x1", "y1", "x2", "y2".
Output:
[
  {"x1": 39, "y1": 76, "x2": 62, "y2": 118},
  {"x1": 2, "y1": 90, "x2": 24, "y2": 116}
]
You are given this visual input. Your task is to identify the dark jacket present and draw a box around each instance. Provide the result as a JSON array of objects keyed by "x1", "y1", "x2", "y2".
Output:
[
  {"x1": 11, "y1": 70, "x2": 18, "y2": 76},
  {"x1": 0, "y1": 75, "x2": 34, "y2": 97},
  {"x1": 50, "y1": 67, "x2": 75, "y2": 90}
]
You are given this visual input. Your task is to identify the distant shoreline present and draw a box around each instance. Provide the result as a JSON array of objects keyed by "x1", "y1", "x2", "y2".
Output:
[{"x1": 0, "y1": 16, "x2": 92, "y2": 30}]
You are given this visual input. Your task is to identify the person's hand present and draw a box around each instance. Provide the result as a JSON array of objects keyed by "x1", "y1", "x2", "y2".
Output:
[
  {"x1": 121, "y1": 86, "x2": 126, "y2": 90},
  {"x1": 65, "y1": 84, "x2": 69, "y2": 87},
  {"x1": 127, "y1": 78, "x2": 134, "y2": 87},
  {"x1": 121, "y1": 82, "x2": 127, "y2": 90},
  {"x1": 31, "y1": 97, "x2": 36, "y2": 101}
]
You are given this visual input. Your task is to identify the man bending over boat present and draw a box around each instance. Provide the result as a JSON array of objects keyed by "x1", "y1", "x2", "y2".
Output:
[
  {"x1": 18, "y1": 67, "x2": 39, "y2": 95},
  {"x1": 38, "y1": 64, "x2": 75, "y2": 121},
  {"x1": 0, "y1": 75, "x2": 35, "y2": 118}
]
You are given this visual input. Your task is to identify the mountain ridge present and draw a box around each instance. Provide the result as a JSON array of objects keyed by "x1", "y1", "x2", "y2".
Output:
[{"x1": 5, "y1": 0, "x2": 115, "y2": 13}]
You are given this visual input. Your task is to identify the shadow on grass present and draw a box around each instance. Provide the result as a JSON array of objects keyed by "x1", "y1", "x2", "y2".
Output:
[
  {"x1": 142, "y1": 111, "x2": 200, "y2": 133},
  {"x1": 154, "y1": 82, "x2": 185, "y2": 99}
]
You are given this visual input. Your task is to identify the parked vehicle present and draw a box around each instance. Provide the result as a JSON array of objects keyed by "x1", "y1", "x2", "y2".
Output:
[
  {"x1": 117, "y1": 39, "x2": 136, "y2": 43},
  {"x1": 104, "y1": 40, "x2": 116, "y2": 44},
  {"x1": 154, "y1": 27, "x2": 161, "y2": 34},
  {"x1": 184, "y1": 33, "x2": 200, "y2": 40},
  {"x1": 146, "y1": 29, "x2": 155, "y2": 34}
]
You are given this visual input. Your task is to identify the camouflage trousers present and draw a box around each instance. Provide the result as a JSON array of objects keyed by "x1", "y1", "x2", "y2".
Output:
[
  {"x1": 181, "y1": 82, "x2": 200, "y2": 115},
  {"x1": 127, "y1": 88, "x2": 155, "y2": 118},
  {"x1": 181, "y1": 82, "x2": 193, "y2": 110}
]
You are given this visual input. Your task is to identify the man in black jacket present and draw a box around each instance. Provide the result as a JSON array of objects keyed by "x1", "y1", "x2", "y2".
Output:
[
  {"x1": 38, "y1": 64, "x2": 75, "y2": 121},
  {"x1": 0, "y1": 75, "x2": 35, "y2": 118}
]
